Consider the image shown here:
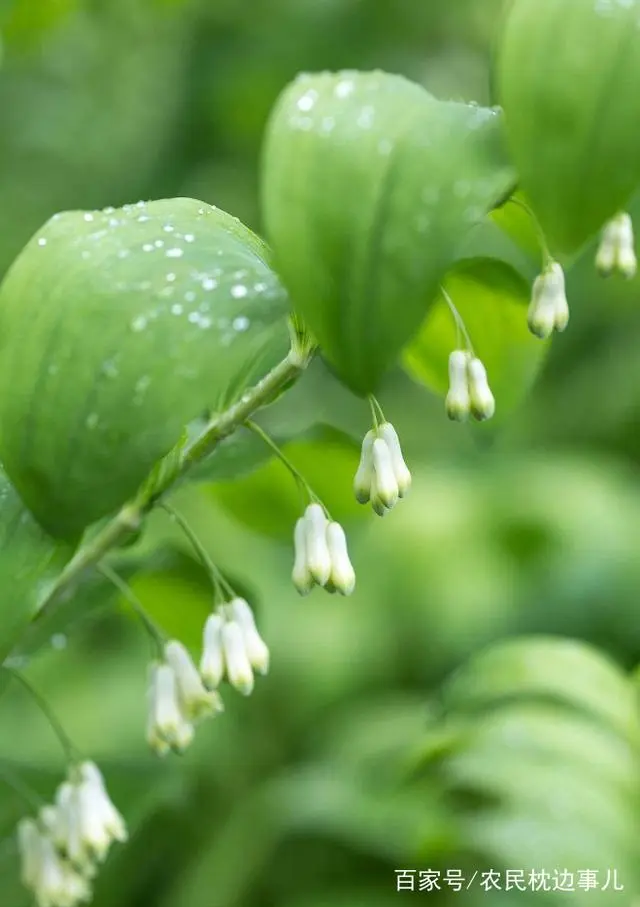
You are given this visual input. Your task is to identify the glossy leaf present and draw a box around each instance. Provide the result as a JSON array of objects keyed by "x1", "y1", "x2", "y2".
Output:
[
  {"x1": 262, "y1": 70, "x2": 516, "y2": 395},
  {"x1": 0, "y1": 465, "x2": 70, "y2": 661},
  {"x1": 0, "y1": 198, "x2": 291, "y2": 539},
  {"x1": 403, "y1": 258, "x2": 547, "y2": 421},
  {"x1": 495, "y1": 0, "x2": 640, "y2": 255}
]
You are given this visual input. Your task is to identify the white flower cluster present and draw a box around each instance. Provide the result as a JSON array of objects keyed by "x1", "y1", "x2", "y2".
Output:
[
  {"x1": 147, "y1": 599, "x2": 269, "y2": 754},
  {"x1": 596, "y1": 212, "x2": 637, "y2": 279},
  {"x1": 527, "y1": 262, "x2": 569, "y2": 339},
  {"x1": 445, "y1": 351, "x2": 495, "y2": 422},
  {"x1": 353, "y1": 422, "x2": 411, "y2": 516},
  {"x1": 292, "y1": 503, "x2": 356, "y2": 594},
  {"x1": 18, "y1": 762, "x2": 126, "y2": 906}
]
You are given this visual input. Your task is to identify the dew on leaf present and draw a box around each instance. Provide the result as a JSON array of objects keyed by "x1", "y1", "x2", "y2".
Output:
[
  {"x1": 166, "y1": 273, "x2": 176, "y2": 282},
  {"x1": 202, "y1": 277, "x2": 218, "y2": 291},
  {"x1": 166, "y1": 248, "x2": 184, "y2": 258},
  {"x1": 142, "y1": 243, "x2": 154, "y2": 252},
  {"x1": 131, "y1": 315, "x2": 148, "y2": 332},
  {"x1": 85, "y1": 412, "x2": 99, "y2": 429},
  {"x1": 231, "y1": 284, "x2": 248, "y2": 299},
  {"x1": 233, "y1": 315, "x2": 250, "y2": 331},
  {"x1": 154, "y1": 240, "x2": 165, "y2": 249},
  {"x1": 185, "y1": 291, "x2": 196, "y2": 303},
  {"x1": 83, "y1": 213, "x2": 94, "y2": 222},
  {"x1": 185, "y1": 234, "x2": 195, "y2": 243},
  {"x1": 51, "y1": 633, "x2": 67, "y2": 650},
  {"x1": 171, "y1": 303, "x2": 184, "y2": 315},
  {"x1": 335, "y1": 79, "x2": 354, "y2": 98},
  {"x1": 38, "y1": 238, "x2": 47, "y2": 247}
]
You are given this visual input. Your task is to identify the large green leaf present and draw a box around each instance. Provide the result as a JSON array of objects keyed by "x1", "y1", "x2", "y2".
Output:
[
  {"x1": 0, "y1": 198, "x2": 291, "y2": 539},
  {"x1": 403, "y1": 258, "x2": 547, "y2": 421},
  {"x1": 262, "y1": 70, "x2": 516, "y2": 395},
  {"x1": 495, "y1": 0, "x2": 640, "y2": 255},
  {"x1": 0, "y1": 465, "x2": 69, "y2": 661}
]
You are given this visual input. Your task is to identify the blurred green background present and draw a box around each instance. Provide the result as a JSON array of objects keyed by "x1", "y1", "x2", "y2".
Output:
[{"x1": 0, "y1": 1, "x2": 639, "y2": 905}]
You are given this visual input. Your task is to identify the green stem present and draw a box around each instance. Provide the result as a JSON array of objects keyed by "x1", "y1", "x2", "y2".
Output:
[
  {"x1": 244, "y1": 419, "x2": 312, "y2": 501},
  {"x1": 0, "y1": 760, "x2": 45, "y2": 811},
  {"x1": 507, "y1": 197, "x2": 552, "y2": 266},
  {"x1": 3, "y1": 668, "x2": 80, "y2": 764},
  {"x1": 97, "y1": 564, "x2": 166, "y2": 656},
  {"x1": 441, "y1": 287, "x2": 475, "y2": 355},
  {"x1": 35, "y1": 347, "x2": 313, "y2": 621},
  {"x1": 160, "y1": 503, "x2": 236, "y2": 600},
  {"x1": 367, "y1": 395, "x2": 385, "y2": 427}
]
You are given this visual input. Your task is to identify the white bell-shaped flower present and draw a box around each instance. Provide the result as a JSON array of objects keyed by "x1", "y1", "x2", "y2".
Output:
[
  {"x1": 303, "y1": 503, "x2": 331, "y2": 586},
  {"x1": 326, "y1": 522, "x2": 356, "y2": 595},
  {"x1": 353, "y1": 429, "x2": 375, "y2": 503},
  {"x1": 528, "y1": 262, "x2": 568, "y2": 338},
  {"x1": 445, "y1": 350, "x2": 471, "y2": 421},
  {"x1": 18, "y1": 818, "x2": 42, "y2": 890},
  {"x1": 467, "y1": 357, "x2": 495, "y2": 421},
  {"x1": 146, "y1": 662, "x2": 194, "y2": 755},
  {"x1": 70, "y1": 763, "x2": 127, "y2": 864},
  {"x1": 291, "y1": 516, "x2": 314, "y2": 595},
  {"x1": 200, "y1": 613, "x2": 225, "y2": 689},
  {"x1": 378, "y1": 423, "x2": 411, "y2": 497},
  {"x1": 230, "y1": 598, "x2": 270, "y2": 674},
  {"x1": 371, "y1": 438, "x2": 399, "y2": 510},
  {"x1": 31, "y1": 830, "x2": 90, "y2": 907},
  {"x1": 164, "y1": 641, "x2": 222, "y2": 722},
  {"x1": 221, "y1": 621, "x2": 254, "y2": 695},
  {"x1": 596, "y1": 212, "x2": 637, "y2": 278}
]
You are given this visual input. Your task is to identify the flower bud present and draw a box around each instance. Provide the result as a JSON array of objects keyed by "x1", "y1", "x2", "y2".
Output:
[
  {"x1": 165, "y1": 640, "x2": 223, "y2": 722},
  {"x1": 371, "y1": 438, "x2": 398, "y2": 509},
  {"x1": 147, "y1": 662, "x2": 194, "y2": 755},
  {"x1": 303, "y1": 503, "x2": 331, "y2": 586},
  {"x1": 230, "y1": 598, "x2": 270, "y2": 675},
  {"x1": 467, "y1": 357, "x2": 495, "y2": 421},
  {"x1": 325, "y1": 522, "x2": 356, "y2": 595},
  {"x1": 527, "y1": 272, "x2": 557, "y2": 339},
  {"x1": 445, "y1": 350, "x2": 471, "y2": 421},
  {"x1": 200, "y1": 613, "x2": 225, "y2": 689},
  {"x1": 378, "y1": 423, "x2": 411, "y2": 497},
  {"x1": 221, "y1": 621, "x2": 254, "y2": 695},
  {"x1": 596, "y1": 212, "x2": 637, "y2": 279},
  {"x1": 369, "y1": 472, "x2": 389, "y2": 516},
  {"x1": 291, "y1": 517, "x2": 313, "y2": 595},
  {"x1": 353, "y1": 429, "x2": 375, "y2": 503}
]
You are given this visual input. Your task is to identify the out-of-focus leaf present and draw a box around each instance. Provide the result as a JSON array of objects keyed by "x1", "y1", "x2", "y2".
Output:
[
  {"x1": 0, "y1": 198, "x2": 290, "y2": 539},
  {"x1": 403, "y1": 258, "x2": 547, "y2": 421},
  {"x1": 0, "y1": 465, "x2": 70, "y2": 662},
  {"x1": 441, "y1": 636, "x2": 640, "y2": 744},
  {"x1": 262, "y1": 69, "x2": 515, "y2": 394},
  {"x1": 496, "y1": 0, "x2": 640, "y2": 254},
  {"x1": 210, "y1": 430, "x2": 366, "y2": 540}
]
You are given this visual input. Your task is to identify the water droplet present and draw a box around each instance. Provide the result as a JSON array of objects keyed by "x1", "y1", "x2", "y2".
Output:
[
  {"x1": 199, "y1": 316, "x2": 212, "y2": 329},
  {"x1": 131, "y1": 315, "x2": 147, "y2": 332},
  {"x1": 202, "y1": 278, "x2": 218, "y2": 291},
  {"x1": 135, "y1": 375, "x2": 151, "y2": 393},
  {"x1": 171, "y1": 303, "x2": 183, "y2": 315},
  {"x1": 136, "y1": 200, "x2": 146, "y2": 208},
  {"x1": 335, "y1": 79, "x2": 354, "y2": 98},
  {"x1": 166, "y1": 248, "x2": 184, "y2": 258},
  {"x1": 378, "y1": 139, "x2": 392, "y2": 156},
  {"x1": 109, "y1": 218, "x2": 120, "y2": 227},
  {"x1": 138, "y1": 215, "x2": 150, "y2": 223},
  {"x1": 188, "y1": 312, "x2": 200, "y2": 324},
  {"x1": 51, "y1": 633, "x2": 67, "y2": 650},
  {"x1": 320, "y1": 116, "x2": 335, "y2": 135},
  {"x1": 86, "y1": 412, "x2": 99, "y2": 429},
  {"x1": 233, "y1": 315, "x2": 250, "y2": 331},
  {"x1": 104, "y1": 206, "x2": 115, "y2": 214},
  {"x1": 166, "y1": 273, "x2": 176, "y2": 282},
  {"x1": 163, "y1": 224, "x2": 175, "y2": 233},
  {"x1": 38, "y1": 237, "x2": 47, "y2": 247},
  {"x1": 117, "y1": 249, "x2": 130, "y2": 259},
  {"x1": 142, "y1": 243, "x2": 154, "y2": 252},
  {"x1": 357, "y1": 105, "x2": 375, "y2": 129},
  {"x1": 297, "y1": 90, "x2": 318, "y2": 112},
  {"x1": 102, "y1": 359, "x2": 119, "y2": 378},
  {"x1": 84, "y1": 213, "x2": 94, "y2": 222},
  {"x1": 184, "y1": 233, "x2": 195, "y2": 243},
  {"x1": 254, "y1": 282, "x2": 267, "y2": 293},
  {"x1": 154, "y1": 239, "x2": 165, "y2": 249},
  {"x1": 231, "y1": 284, "x2": 248, "y2": 299},
  {"x1": 185, "y1": 291, "x2": 196, "y2": 303}
]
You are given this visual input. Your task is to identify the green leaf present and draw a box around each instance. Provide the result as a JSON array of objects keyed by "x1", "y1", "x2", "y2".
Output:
[
  {"x1": 441, "y1": 636, "x2": 640, "y2": 745},
  {"x1": 0, "y1": 465, "x2": 70, "y2": 660},
  {"x1": 0, "y1": 198, "x2": 291, "y2": 539},
  {"x1": 495, "y1": 0, "x2": 640, "y2": 255},
  {"x1": 403, "y1": 258, "x2": 547, "y2": 421},
  {"x1": 262, "y1": 70, "x2": 516, "y2": 395}
]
